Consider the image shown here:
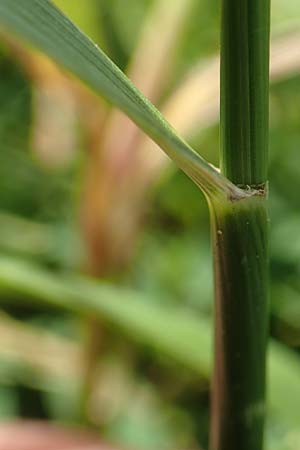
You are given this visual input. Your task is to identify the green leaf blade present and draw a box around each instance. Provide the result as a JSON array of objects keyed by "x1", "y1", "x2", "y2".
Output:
[{"x1": 0, "y1": 0, "x2": 240, "y2": 200}]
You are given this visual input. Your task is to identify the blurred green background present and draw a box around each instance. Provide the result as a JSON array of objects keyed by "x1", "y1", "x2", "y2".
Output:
[{"x1": 0, "y1": 1, "x2": 300, "y2": 449}]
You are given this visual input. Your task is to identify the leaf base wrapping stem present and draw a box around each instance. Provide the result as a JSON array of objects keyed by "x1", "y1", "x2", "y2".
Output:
[{"x1": 209, "y1": 195, "x2": 269, "y2": 450}]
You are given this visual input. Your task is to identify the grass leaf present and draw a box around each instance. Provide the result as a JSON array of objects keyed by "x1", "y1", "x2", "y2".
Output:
[{"x1": 0, "y1": 0, "x2": 240, "y2": 200}]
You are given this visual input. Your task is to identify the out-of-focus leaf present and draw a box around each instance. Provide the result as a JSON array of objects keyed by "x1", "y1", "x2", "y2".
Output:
[
  {"x1": 0, "y1": 212, "x2": 52, "y2": 256},
  {"x1": 0, "y1": 211, "x2": 83, "y2": 268},
  {"x1": 271, "y1": 283, "x2": 300, "y2": 342},
  {"x1": 0, "y1": 257, "x2": 212, "y2": 377},
  {"x1": 0, "y1": 256, "x2": 299, "y2": 430},
  {"x1": 271, "y1": 215, "x2": 300, "y2": 266}
]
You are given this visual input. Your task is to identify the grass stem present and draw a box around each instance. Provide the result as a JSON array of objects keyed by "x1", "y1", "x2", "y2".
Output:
[{"x1": 209, "y1": 1, "x2": 270, "y2": 448}]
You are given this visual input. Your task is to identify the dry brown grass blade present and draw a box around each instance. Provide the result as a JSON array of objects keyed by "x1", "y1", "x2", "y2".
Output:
[
  {"x1": 81, "y1": 0, "x2": 193, "y2": 273},
  {"x1": 137, "y1": 30, "x2": 300, "y2": 182}
]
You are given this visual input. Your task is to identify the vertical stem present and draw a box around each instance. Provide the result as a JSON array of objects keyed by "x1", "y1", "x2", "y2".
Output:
[
  {"x1": 210, "y1": 1, "x2": 270, "y2": 449},
  {"x1": 209, "y1": 197, "x2": 269, "y2": 450},
  {"x1": 220, "y1": 0, "x2": 270, "y2": 186}
]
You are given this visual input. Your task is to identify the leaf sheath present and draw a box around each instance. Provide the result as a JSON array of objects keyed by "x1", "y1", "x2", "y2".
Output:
[{"x1": 209, "y1": 196, "x2": 269, "y2": 450}]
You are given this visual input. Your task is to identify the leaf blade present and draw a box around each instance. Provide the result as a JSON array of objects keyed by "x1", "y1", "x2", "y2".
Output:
[{"x1": 0, "y1": 0, "x2": 240, "y2": 199}]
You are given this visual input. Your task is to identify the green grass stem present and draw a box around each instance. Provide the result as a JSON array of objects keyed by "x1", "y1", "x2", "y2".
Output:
[{"x1": 209, "y1": 1, "x2": 271, "y2": 449}]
